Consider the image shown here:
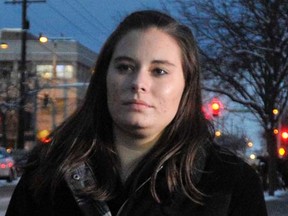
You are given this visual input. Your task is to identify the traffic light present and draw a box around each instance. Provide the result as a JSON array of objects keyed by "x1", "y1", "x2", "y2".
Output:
[
  {"x1": 279, "y1": 147, "x2": 286, "y2": 157},
  {"x1": 210, "y1": 99, "x2": 222, "y2": 117},
  {"x1": 43, "y1": 93, "x2": 49, "y2": 108},
  {"x1": 280, "y1": 130, "x2": 288, "y2": 146},
  {"x1": 202, "y1": 98, "x2": 224, "y2": 119},
  {"x1": 278, "y1": 128, "x2": 288, "y2": 158},
  {"x1": 281, "y1": 131, "x2": 288, "y2": 140}
]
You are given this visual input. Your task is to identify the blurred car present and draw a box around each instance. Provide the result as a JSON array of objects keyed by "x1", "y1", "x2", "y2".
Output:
[{"x1": 0, "y1": 147, "x2": 17, "y2": 182}]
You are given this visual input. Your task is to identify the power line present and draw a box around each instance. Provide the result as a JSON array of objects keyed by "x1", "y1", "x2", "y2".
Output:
[
  {"x1": 64, "y1": 0, "x2": 109, "y2": 34},
  {"x1": 5, "y1": 0, "x2": 45, "y2": 3},
  {"x1": 29, "y1": 5, "x2": 102, "y2": 52},
  {"x1": 46, "y1": 1, "x2": 102, "y2": 46},
  {"x1": 75, "y1": 0, "x2": 110, "y2": 32},
  {"x1": 29, "y1": 7, "x2": 62, "y2": 35}
]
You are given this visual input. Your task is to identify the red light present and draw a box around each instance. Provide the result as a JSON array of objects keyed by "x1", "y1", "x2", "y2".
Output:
[
  {"x1": 211, "y1": 101, "x2": 221, "y2": 116},
  {"x1": 0, "y1": 163, "x2": 6, "y2": 169},
  {"x1": 7, "y1": 162, "x2": 13, "y2": 168},
  {"x1": 37, "y1": 130, "x2": 51, "y2": 144},
  {"x1": 203, "y1": 98, "x2": 224, "y2": 119},
  {"x1": 41, "y1": 137, "x2": 52, "y2": 144},
  {"x1": 281, "y1": 131, "x2": 288, "y2": 140}
]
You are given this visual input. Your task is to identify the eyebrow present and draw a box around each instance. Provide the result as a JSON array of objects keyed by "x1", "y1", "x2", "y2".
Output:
[
  {"x1": 151, "y1": 60, "x2": 176, "y2": 67},
  {"x1": 113, "y1": 56, "x2": 176, "y2": 67},
  {"x1": 113, "y1": 56, "x2": 135, "y2": 63}
]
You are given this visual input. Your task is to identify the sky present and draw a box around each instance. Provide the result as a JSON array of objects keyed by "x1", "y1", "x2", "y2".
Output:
[
  {"x1": 0, "y1": 0, "x2": 263, "y2": 152},
  {"x1": 0, "y1": 0, "x2": 164, "y2": 52}
]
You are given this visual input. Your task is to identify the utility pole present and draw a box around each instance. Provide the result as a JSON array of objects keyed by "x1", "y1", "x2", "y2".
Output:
[
  {"x1": 17, "y1": 0, "x2": 28, "y2": 149},
  {"x1": 5, "y1": 0, "x2": 46, "y2": 149}
]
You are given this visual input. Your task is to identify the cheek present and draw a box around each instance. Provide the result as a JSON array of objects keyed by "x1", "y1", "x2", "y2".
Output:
[
  {"x1": 106, "y1": 76, "x2": 118, "y2": 108},
  {"x1": 157, "y1": 88, "x2": 184, "y2": 114},
  {"x1": 107, "y1": 72, "x2": 124, "y2": 97}
]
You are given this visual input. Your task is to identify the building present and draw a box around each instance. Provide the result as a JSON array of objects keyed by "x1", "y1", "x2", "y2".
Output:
[{"x1": 0, "y1": 28, "x2": 97, "y2": 149}]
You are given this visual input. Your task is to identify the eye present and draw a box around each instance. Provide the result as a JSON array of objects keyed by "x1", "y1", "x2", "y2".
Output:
[
  {"x1": 115, "y1": 63, "x2": 135, "y2": 73},
  {"x1": 152, "y1": 68, "x2": 168, "y2": 76}
]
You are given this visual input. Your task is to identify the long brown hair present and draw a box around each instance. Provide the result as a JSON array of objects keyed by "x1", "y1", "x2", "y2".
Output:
[{"x1": 30, "y1": 10, "x2": 214, "y2": 204}]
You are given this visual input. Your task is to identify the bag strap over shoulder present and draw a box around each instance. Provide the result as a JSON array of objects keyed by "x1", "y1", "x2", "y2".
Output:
[{"x1": 64, "y1": 162, "x2": 112, "y2": 216}]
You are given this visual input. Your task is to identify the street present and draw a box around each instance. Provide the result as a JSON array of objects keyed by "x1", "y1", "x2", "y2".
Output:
[
  {"x1": 0, "y1": 180, "x2": 287, "y2": 215},
  {"x1": 265, "y1": 191, "x2": 288, "y2": 216},
  {"x1": 0, "y1": 180, "x2": 17, "y2": 216}
]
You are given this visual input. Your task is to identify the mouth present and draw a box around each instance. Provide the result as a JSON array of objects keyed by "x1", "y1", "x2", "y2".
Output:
[{"x1": 123, "y1": 99, "x2": 153, "y2": 108}]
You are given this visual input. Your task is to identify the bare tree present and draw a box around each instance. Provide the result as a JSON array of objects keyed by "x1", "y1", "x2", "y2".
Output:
[
  {"x1": 215, "y1": 132, "x2": 249, "y2": 158},
  {"x1": 0, "y1": 62, "x2": 38, "y2": 149},
  {"x1": 0, "y1": 66, "x2": 19, "y2": 148},
  {"x1": 165, "y1": 0, "x2": 288, "y2": 195}
]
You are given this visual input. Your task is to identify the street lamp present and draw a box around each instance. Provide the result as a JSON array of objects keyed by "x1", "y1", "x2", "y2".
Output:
[
  {"x1": 38, "y1": 34, "x2": 66, "y2": 129},
  {"x1": 0, "y1": 42, "x2": 8, "y2": 49},
  {"x1": 39, "y1": 34, "x2": 48, "y2": 43},
  {"x1": 38, "y1": 34, "x2": 57, "y2": 78}
]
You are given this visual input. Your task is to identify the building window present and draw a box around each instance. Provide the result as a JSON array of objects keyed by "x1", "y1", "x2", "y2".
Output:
[
  {"x1": 56, "y1": 65, "x2": 74, "y2": 79},
  {"x1": 36, "y1": 64, "x2": 74, "y2": 79}
]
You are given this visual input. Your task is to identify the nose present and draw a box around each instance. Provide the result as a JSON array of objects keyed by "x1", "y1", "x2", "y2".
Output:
[{"x1": 130, "y1": 70, "x2": 149, "y2": 93}]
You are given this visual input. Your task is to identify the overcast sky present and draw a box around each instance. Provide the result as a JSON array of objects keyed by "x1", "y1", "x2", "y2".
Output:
[{"x1": 0, "y1": 0, "x2": 164, "y2": 52}]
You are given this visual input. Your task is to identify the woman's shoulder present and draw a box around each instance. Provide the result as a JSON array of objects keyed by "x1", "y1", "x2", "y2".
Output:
[
  {"x1": 194, "y1": 145, "x2": 267, "y2": 215},
  {"x1": 208, "y1": 144, "x2": 253, "y2": 169},
  {"x1": 202, "y1": 145, "x2": 267, "y2": 215},
  {"x1": 203, "y1": 144, "x2": 259, "y2": 186}
]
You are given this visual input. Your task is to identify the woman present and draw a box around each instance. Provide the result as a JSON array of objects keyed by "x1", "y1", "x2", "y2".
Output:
[{"x1": 6, "y1": 10, "x2": 267, "y2": 216}]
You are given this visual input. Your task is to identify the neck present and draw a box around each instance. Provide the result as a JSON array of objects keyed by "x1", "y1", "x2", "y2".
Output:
[{"x1": 114, "y1": 129, "x2": 161, "y2": 182}]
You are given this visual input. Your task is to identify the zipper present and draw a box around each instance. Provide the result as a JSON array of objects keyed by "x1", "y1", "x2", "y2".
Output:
[{"x1": 116, "y1": 166, "x2": 163, "y2": 216}]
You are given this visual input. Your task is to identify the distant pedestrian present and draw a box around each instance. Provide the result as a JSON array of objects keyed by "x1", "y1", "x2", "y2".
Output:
[{"x1": 6, "y1": 10, "x2": 267, "y2": 216}]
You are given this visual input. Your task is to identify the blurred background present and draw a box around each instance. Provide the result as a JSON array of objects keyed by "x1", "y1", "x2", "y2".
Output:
[{"x1": 0, "y1": 1, "x2": 287, "y2": 214}]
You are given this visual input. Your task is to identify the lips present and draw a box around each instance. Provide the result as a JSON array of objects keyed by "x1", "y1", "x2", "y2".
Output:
[{"x1": 123, "y1": 99, "x2": 153, "y2": 108}]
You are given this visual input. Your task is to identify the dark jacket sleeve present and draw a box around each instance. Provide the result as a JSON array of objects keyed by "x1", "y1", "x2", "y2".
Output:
[
  {"x1": 5, "y1": 144, "x2": 82, "y2": 216},
  {"x1": 200, "y1": 146, "x2": 268, "y2": 216},
  {"x1": 5, "y1": 145, "x2": 47, "y2": 216},
  {"x1": 228, "y1": 161, "x2": 268, "y2": 216},
  {"x1": 5, "y1": 174, "x2": 42, "y2": 216}
]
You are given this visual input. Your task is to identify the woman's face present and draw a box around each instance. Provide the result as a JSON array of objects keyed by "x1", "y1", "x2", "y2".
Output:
[{"x1": 106, "y1": 28, "x2": 185, "y2": 139}]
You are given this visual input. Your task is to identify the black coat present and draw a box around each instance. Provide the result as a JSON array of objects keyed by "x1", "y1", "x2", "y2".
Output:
[{"x1": 6, "y1": 146, "x2": 267, "y2": 216}]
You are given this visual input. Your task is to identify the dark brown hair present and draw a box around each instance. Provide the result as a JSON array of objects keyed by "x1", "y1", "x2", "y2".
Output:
[{"x1": 31, "y1": 10, "x2": 214, "y2": 204}]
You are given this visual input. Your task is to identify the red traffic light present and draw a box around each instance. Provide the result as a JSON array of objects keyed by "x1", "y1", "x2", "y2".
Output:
[
  {"x1": 281, "y1": 131, "x2": 288, "y2": 140},
  {"x1": 210, "y1": 99, "x2": 222, "y2": 117}
]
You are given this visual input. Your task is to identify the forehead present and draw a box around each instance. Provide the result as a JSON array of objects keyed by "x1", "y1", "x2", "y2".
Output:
[{"x1": 112, "y1": 28, "x2": 182, "y2": 62}]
